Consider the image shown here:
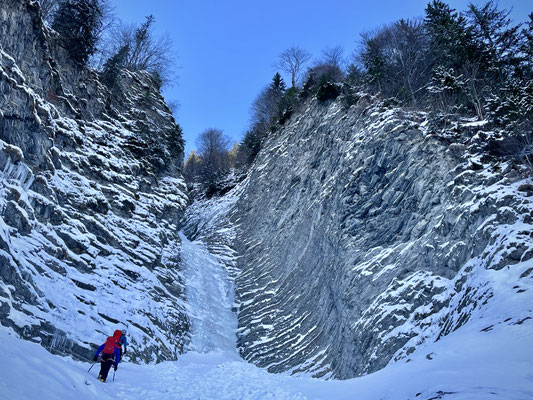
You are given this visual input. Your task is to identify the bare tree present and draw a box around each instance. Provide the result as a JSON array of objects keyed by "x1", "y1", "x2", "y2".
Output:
[
  {"x1": 95, "y1": 15, "x2": 177, "y2": 86},
  {"x1": 276, "y1": 46, "x2": 311, "y2": 87},
  {"x1": 101, "y1": 15, "x2": 177, "y2": 87},
  {"x1": 388, "y1": 19, "x2": 430, "y2": 107},
  {"x1": 88, "y1": 0, "x2": 116, "y2": 68},
  {"x1": 250, "y1": 86, "x2": 281, "y2": 129},
  {"x1": 195, "y1": 128, "x2": 231, "y2": 193},
  {"x1": 228, "y1": 142, "x2": 239, "y2": 168},
  {"x1": 196, "y1": 128, "x2": 230, "y2": 159},
  {"x1": 305, "y1": 63, "x2": 344, "y2": 86},
  {"x1": 167, "y1": 100, "x2": 180, "y2": 116},
  {"x1": 320, "y1": 45, "x2": 345, "y2": 69},
  {"x1": 303, "y1": 45, "x2": 346, "y2": 90},
  {"x1": 357, "y1": 19, "x2": 431, "y2": 105}
]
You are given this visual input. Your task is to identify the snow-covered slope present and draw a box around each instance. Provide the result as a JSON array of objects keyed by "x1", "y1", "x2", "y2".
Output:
[
  {"x1": 1, "y1": 286, "x2": 532, "y2": 400},
  {"x1": 178, "y1": 187, "x2": 243, "y2": 351},
  {"x1": 0, "y1": 0, "x2": 188, "y2": 363},
  {"x1": 230, "y1": 96, "x2": 533, "y2": 378}
]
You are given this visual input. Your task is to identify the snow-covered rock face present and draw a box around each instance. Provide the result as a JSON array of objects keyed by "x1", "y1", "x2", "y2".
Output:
[
  {"x1": 0, "y1": 0, "x2": 188, "y2": 363},
  {"x1": 232, "y1": 97, "x2": 533, "y2": 378},
  {"x1": 2, "y1": 0, "x2": 532, "y2": 385}
]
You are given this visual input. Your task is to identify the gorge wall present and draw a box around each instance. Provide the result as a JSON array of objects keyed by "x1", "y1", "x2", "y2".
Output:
[
  {"x1": 2, "y1": 0, "x2": 532, "y2": 383},
  {"x1": 0, "y1": 0, "x2": 189, "y2": 363},
  {"x1": 230, "y1": 95, "x2": 533, "y2": 379}
]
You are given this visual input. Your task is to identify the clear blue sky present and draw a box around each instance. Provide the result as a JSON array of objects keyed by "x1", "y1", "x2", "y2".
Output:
[{"x1": 110, "y1": 0, "x2": 531, "y2": 155}]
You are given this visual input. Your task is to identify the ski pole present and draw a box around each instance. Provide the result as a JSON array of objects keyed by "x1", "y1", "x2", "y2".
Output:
[
  {"x1": 88, "y1": 363, "x2": 96, "y2": 372},
  {"x1": 113, "y1": 369, "x2": 116, "y2": 381}
]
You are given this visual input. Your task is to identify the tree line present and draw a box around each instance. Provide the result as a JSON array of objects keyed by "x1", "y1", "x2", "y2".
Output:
[{"x1": 184, "y1": 0, "x2": 533, "y2": 196}]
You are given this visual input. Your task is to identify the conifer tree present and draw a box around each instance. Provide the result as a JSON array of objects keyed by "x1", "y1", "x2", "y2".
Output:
[
  {"x1": 271, "y1": 72, "x2": 286, "y2": 93},
  {"x1": 127, "y1": 15, "x2": 155, "y2": 70},
  {"x1": 424, "y1": 0, "x2": 473, "y2": 70},
  {"x1": 466, "y1": 1, "x2": 522, "y2": 80},
  {"x1": 240, "y1": 128, "x2": 262, "y2": 165},
  {"x1": 52, "y1": 0, "x2": 103, "y2": 65},
  {"x1": 360, "y1": 34, "x2": 386, "y2": 92},
  {"x1": 521, "y1": 13, "x2": 533, "y2": 77},
  {"x1": 101, "y1": 44, "x2": 129, "y2": 90},
  {"x1": 425, "y1": 1, "x2": 489, "y2": 117}
]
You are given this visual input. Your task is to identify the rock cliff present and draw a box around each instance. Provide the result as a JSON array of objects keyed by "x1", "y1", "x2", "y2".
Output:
[
  {"x1": 230, "y1": 95, "x2": 533, "y2": 378},
  {"x1": 0, "y1": 0, "x2": 188, "y2": 363},
  {"x1": 2, "y1": 0, "x2": 532, "y2": 382}
]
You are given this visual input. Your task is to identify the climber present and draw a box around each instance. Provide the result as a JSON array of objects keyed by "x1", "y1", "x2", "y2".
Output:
[
  {"x1": 93, "y1": 330, "x2": 122, "y2": 383},
  {"x1": 117, "y1": 329, "x2": 128, "y2": 361}
]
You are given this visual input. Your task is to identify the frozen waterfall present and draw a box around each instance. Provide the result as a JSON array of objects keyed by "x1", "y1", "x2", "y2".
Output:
[{"x1": 179, "y1": 232, "x2": 238, "y2": 353}]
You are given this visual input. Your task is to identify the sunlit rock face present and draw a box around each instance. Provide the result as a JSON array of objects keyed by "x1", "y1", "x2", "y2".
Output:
[
  {"x1": 231, "y1": 96, "x2": 533, "y2": 379},
  {"x1": 0, "y1": 0, "x2": 188, "y2": 363}
]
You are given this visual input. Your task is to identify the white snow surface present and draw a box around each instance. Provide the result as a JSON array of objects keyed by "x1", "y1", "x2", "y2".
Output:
[{"x1": 1, "y1": 313, "x2": 532, "y2": 399}]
